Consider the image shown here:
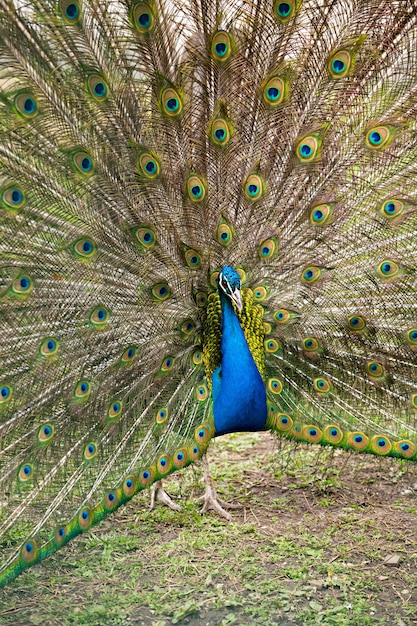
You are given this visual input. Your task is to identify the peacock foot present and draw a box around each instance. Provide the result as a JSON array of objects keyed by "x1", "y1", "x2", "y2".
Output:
[
  {"x1": 198, "y1": 455, "x2": 242, "y2": 521},
  {"x1": 198, "y1": 488, "x2": 242, "y2": 521},
  {"x1": 150, "y1": 480, "x2": 181, "y2": 512}
]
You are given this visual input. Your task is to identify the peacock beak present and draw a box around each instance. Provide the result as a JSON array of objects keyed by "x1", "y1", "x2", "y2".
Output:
[{"x1": 231, "y1": 288, "x2": 243, "y2": 312}]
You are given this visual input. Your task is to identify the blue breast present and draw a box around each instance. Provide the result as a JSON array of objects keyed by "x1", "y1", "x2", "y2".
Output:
[{"x1": 212, "y1": 292, "x2": 267, "y2": 436}]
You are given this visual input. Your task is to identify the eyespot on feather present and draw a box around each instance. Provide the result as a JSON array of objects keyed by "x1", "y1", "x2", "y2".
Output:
[
  {"x1": 244, "y1": 173, "x2": 265, "y2": 201},
  {"x1": 366, "y1": 125, "x2": 392, "y2": 150},
  {"x1": 59, "y1": 0, "x2": 81, "y2": 23},
  {"x1": 314, "y1": 378, "x2": 331, "y2": 393},
  {"x1": 55, "y1": 525, "x2": 69, "y2": 545},
  {"x1": 195, "y1": 424, "x2": 211, "y2": 444},
  {"x1": 189, "y1": 444, "x2": 202, "y2": 460},
  {"x1": 73, "y1": 237, "x2": 97, "y2": 259},
  {"x1": 369, "y1": 435, "x2": 392, "y2": 455},
  {"x1": 407, "y1": 329, "x2": 417, "y2": 346},
  {"x1": 195, "y1": 291, "x2": 208, "y2": 307},
  {"x1": 37, "y1": 423, "x2": 54, "y2": 444},
  {"x1": 236, "y1": 267, "x2": 246, "y2": 284},
  {"x1": 393, "y1": 440, "x2": 416, "y2": 459},
  {"x1": 274, "y1": 308, "x2": 296, "y2": 323},
  {"x1": 347, "y1": 431, "x2": 369, "y2": 450},
  {"x1": 132, "y1": 2, "x2": 155, "y2": 33},
  {"x1": 328, "y1": 49, "x2": 351, "y2": 78},
  {"x1": 302, "y1": 337, "x2": 319, "y2": 352},
  {"x1": 157, "y1": 454, "x2": 172, "y2": 475},
  {"x1": 18, "y1": 463, "x2": 33, "y2": 482},
  {"x1": 161, "y1": 87, "x2": 182, "y2": 116},
  {"x1": 376, "y1": 259, "x2": 401, "y2": 280},
  {"x1": 135, "y1": 226, "x2": 156, "y2": 250},
  {"x1": 268, "y1": 378, "x2": 283, "y2": 394},
  {"x1": 196, "y1": 384, "x2": 208, "y2": 401},
  {"x1": 187, "y1": 175, "x2": 206, "y2": 202},
  {"x1": 73, "y1": 379, "x2": 91, "y2": 400},
  {"x1": 78, "y1": 506, "x2": 93, "y2": 530},
  {"x1": 138, "y1": 152, "x2": 160, "y2": 179},
  {"x1": 83, "y1": 442, "x2": 98, "y2": 460},
  {"x1": 259, "y1": 237, "x2": 278, "y2": 260},
  {"x1": 192, "y1": 349, "x2": 203, "y2": 365},
  {"x1": 21, "y1": 540, "x2": 39, "y2": 563},
  {"x1": 11, "y1": 275, "x2": 33, "y2": 296},
  {"x1": 155, "y1": 407, "x2": 168, "y2": 423},
  {"x1": 381, "y1": 199, "x2": 404, "y2": 219},
  {"x1": 302, "y1": 425, "x2": 323, "y2": 444},
  {"x1": 323, "y1": 425, "x2": 343, "y2": 444},
  {"x1": 173, "y1": 449, "x2": 188, "y2": 469},
  {"x1": 0, "y1": 385, "x2": 12, "y2": 404},
  {"x1": 139, "y1": 467, "x2": 155, "y2": 486},
  {"x1": 103, "y1": 489, "x2": 121, "y2": 511},
  {"x1": 253, "y1": 286, "x2": 268, "y2": 301},
  {"x1": 209, "y1": 271, "x2": 220, "y2": 289},
  {"x1": 296, "y1": 135, "x2": 320, "y2": 162},
  {"x1": 72, "y1": 151, "x2": 95, "y2": 176},
  {"x1": 347, "y1": 315, "x2": 366, "y2": 331},
  {"x1": 310, "y1": 203, "x2": 332, "y2": 225},
  {"x1": 291, "y1": 423, "x2": 303, "y2": 439},
  {"x1": 264, "y1": 338, "x2": 280, "y2": 353},
  {"x1": 87, "y1": 74, "x2": 109, "y2": 101},
  {"x1": 211, "y1": 31, "x2": 232, "y2": 61},
  {"x1": 180, "y1": 319, "x2": 196, "y2": 337},
  {"x1": 120, "y1": 346, "x2": 138, "y2": 364},
  {"x1": 273, "y1": 0, "x2": 298, "y2": 22},
  {"x1": 2, "y1": 186, "x2": 25, "y2": 210},
  {"x1": 262, "y1": 76, "x2": 286, "y2": 106},
  {"x1": 209, "y1": 117, "x2": 232, "y2": 146},
  {"x1": 160, "y1": 356, "x2": 175, "y2": 373},
  {"x1": 151, "y1": 281, "x2": 171, "y2": 301},
  {"x1": 301, "y1": 266, "x2": 322, "y2": 284},
  {"x1": 39, "y1": 337, "x2": 59, "y2": 357},
  {"x1": 123, "y1": 475, "x2": 138, "y2": 497},
  {"x1": 107, "y1": 400, "x2": 123, "y2": 421},
  {"x1": 216, "y1": 221, "x2": 233, "y2": 247},
  {"x1": 184, "y1": 248, "x2": 202, "y2": 269},
  {"x1": 366, "y1": 361, "x2": 385, "y2": 379},
  {"x1": 89, "y1": 306, "x2": 110, "y2": 326},
  {"x1": 14, "y1": 93, "x2": 39, "y2": 119},
  {"x1": 274, "y1": 413, "x2": 293, "y2": 431}
]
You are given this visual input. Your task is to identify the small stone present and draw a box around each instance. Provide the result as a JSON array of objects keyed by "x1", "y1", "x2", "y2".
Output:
[
  {"x1": 310, "y1": 579, "x2": 325, "y2": 590},
  {"x1": 383, "y1": 554, "x2": 402, "y2": 567}
]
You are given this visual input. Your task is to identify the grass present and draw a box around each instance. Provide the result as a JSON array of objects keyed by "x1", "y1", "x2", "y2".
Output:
[{"x1": 0, "y1": 432, "x2": 416, "y2": 625}]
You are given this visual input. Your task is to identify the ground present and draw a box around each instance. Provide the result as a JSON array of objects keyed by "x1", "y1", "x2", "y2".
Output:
[{"x1": 0, "y1": 432, "x2": 416, "y2": 626}]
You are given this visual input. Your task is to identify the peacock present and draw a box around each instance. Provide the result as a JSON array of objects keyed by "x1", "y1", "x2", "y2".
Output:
[{"x1": 0, "y1": 0, "x2": 417, "y2": 589}]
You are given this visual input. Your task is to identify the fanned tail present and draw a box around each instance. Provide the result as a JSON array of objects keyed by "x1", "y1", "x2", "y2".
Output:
[{"x1": 0, "y1": 0, "x2": 417, "y2": 588}]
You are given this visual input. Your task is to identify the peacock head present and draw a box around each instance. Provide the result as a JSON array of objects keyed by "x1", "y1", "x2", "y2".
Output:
[{"x1": 218, "y1": 265, "x2": 243, "y2": 311}]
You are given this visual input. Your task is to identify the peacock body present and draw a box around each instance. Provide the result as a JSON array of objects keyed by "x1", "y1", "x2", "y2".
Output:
[{"x1": 0, "y1": 0, "x2": 417, "y2": 587}]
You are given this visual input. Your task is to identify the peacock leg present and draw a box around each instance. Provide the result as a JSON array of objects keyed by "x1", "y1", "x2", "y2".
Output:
[
  {"x1": 150, "y1": 480, "x2": 181, "y2": 512},
  {"x1": 198, "y1": 455, "x2": 242, "y2": 521}
]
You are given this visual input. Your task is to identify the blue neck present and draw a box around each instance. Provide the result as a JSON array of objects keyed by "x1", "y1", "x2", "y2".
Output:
[{"x1": 212, "y1": 292, "x2": 267, "y2": 436}]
